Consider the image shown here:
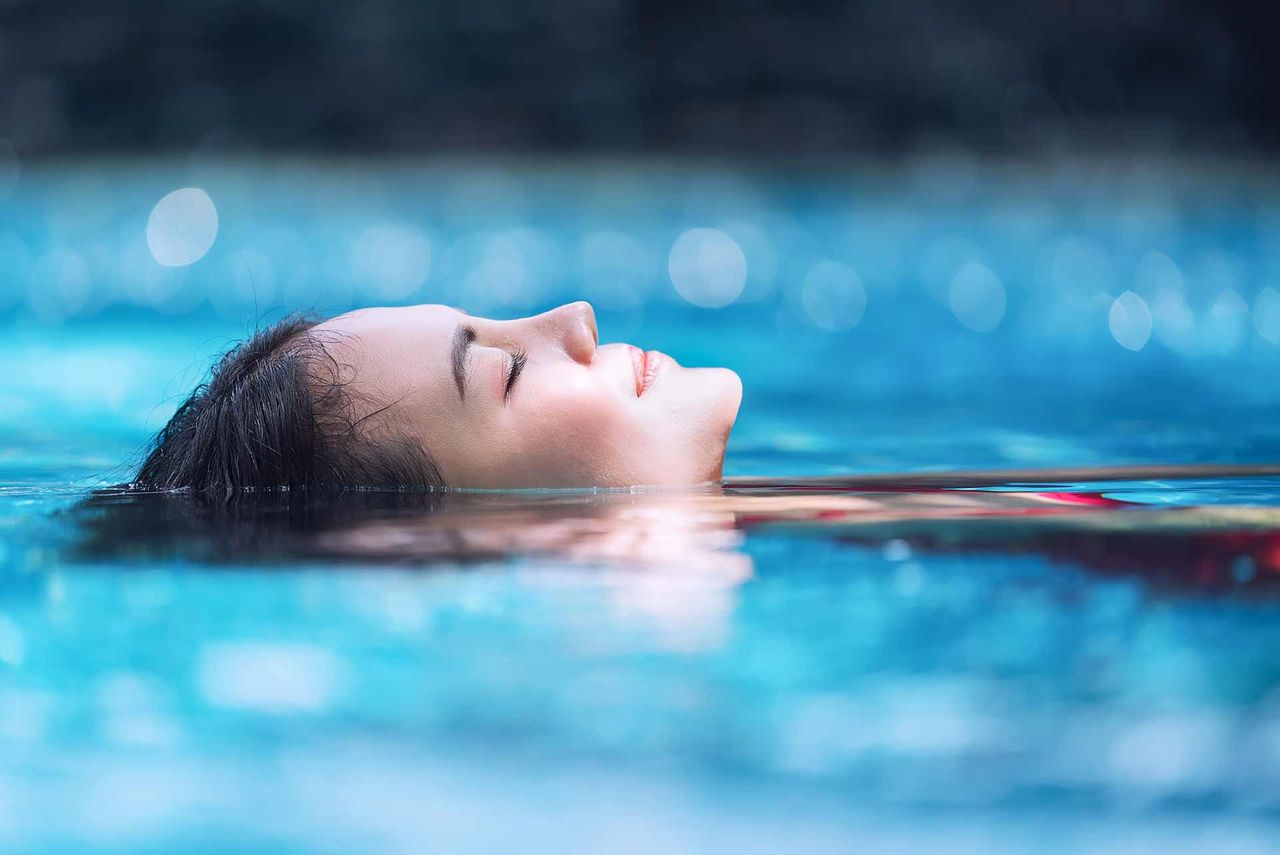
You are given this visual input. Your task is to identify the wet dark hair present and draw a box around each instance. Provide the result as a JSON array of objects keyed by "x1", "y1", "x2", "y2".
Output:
[{"x1": 132, "y1": 315, "x2": 442, "y2": 500}]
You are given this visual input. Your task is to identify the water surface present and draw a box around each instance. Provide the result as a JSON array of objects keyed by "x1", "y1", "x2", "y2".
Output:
[{"x1": 3, "y1": 160, "x2": 1280, "y2": 852}]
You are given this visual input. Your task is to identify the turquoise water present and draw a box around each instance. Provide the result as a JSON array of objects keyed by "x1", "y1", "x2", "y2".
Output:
[{"x1": 4, "y1": 159, "x2": 1280, "y2": 852}]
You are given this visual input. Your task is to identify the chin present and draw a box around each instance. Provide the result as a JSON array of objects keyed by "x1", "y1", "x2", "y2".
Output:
[
  {"x1": 641, "y1": 365, "x2": 741, "y2": 485},
  {"x1": 707, "y1": 367, "x2": 743, "y2": 431},
  {"x1": 696, "y1": 367, "x2": 742, "y2": 482}
]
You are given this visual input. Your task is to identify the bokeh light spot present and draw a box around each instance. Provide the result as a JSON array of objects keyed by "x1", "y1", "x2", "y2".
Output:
[
  {"x1": 462, "y1": 233, "x2": 528, "y2": 308},
  {"x1": 1254, "y1": 286, "x2": 1280, "y2": 345},
  {"x1": 1135, "y1": 250, "x2": 1182, "y2": 293},
  {"x1": 146, "y1": 188, "x2": 218, "y2": 267},
  {"x1": 1202, "y1": 289, "x2": 1249, "y2": 354},
  {"x1": 1109, "y1": 291, "x2": 1152, "y2": 351},
  {"x1": 199, "y1": 642, "x2": 343, "y2": 714},
  {"x1": 668, "y1": 228, "x2": 747, "y2": 308},
  {"x1": 948, "y1": 262, "x2": 1006, "y2": 332},
  {"x1": 350, "y1": 223, "x2": 432, "y2": 301},
  {"x1": 801, "y1": 260, "x2": 866, "y2": 331},
  {"x1": 578, "y1": 230, "x2": 655, "y2": 309}
]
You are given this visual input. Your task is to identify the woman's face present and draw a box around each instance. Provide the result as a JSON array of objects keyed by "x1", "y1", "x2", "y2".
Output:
[{"x1": 314, "y1": 302, "x2": 742, "y2": 488}]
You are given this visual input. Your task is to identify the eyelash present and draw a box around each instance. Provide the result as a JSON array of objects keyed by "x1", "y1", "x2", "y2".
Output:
[{"x1": 504, "y1": 350, "x2": 527, "y2": 402}]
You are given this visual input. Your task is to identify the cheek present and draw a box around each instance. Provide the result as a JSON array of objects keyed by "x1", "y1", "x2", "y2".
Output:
[
  {"x1": 509, "y1": 386, "x2": 643, "y2": 484},
  {"x1": 535, "y1": 385, "x2": 636, "y2": 448},
  {"x1": 482, "y1": 368, "x2": 739, "y2": 487}
]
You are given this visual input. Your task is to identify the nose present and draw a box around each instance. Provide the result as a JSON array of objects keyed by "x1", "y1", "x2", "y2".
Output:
[{"x1": 541, "y1": 301, "x2": 598, "y2": 365}]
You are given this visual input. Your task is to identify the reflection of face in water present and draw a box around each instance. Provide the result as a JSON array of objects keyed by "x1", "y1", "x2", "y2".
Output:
[
  {"x1": 70, "y1": 474, "x2": 1280, "y2": 596},
  {"x1": 319, "y1": 494, "x2": 755, "y2": 652},
  {"x1": 69, "y1": 489, "x2": 759, "y2": 652},
  {"x1": 65, "y1": 480, "x2": 1280, "y2": 658}
]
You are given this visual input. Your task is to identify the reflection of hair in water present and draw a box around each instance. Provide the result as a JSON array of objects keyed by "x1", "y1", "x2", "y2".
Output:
[
  {"x1": 69, "y1": 488, "x2": 447, "y2": 564},
  {"x1": 69, "y1": 487, "x2": 747, "y2": 569},
  {"x1": 130, "y1": 316, "x2": 441, "y2": 501}
]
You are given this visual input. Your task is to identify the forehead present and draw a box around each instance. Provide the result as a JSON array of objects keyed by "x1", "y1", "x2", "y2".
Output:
[
  {"x1": 317, "y1": 303, "x2": 463, "y2": 340},
  {"x1": 312, "y1": 303, "x2": 464, "y2": 406}
]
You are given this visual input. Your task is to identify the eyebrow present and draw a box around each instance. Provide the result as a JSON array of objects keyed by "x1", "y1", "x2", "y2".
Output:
[{"x1": 451, "y1": 324, "x2": 475, "y2": 399}]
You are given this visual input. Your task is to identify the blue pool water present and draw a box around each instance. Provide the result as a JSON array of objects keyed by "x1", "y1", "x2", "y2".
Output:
[{"x1": 4, "y1": 158, "x2": 1280, "y2": 852}]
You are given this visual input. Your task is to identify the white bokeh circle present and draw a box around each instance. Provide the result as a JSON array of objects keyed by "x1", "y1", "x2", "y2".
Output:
[
  {"x1": 350, "y1": 223, "x2": 432, "y2": 300},
  {"x1": 1254, "y1": 286, "x2": 1280, "y2": 345},
  {"x1": 147, "y1": 188, "x2": 218, "y2": 267},
  {"x1": 948, "y1": 261, "x2": 1006, "y2": 332},
  {"x1": 801, "y1": 260, "x2": 866, "y2": 331},
  {"x1": 1109, "y1": 291, "x2": 1153, "y2": 351},
  {"x1": 668, "y1": 228, "x2": 747, "y2": 308}
]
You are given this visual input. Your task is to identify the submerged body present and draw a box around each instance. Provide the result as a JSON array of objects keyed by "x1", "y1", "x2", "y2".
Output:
[{"x1": 91, "y1": 464, "x2": 1280, "y2": 591}]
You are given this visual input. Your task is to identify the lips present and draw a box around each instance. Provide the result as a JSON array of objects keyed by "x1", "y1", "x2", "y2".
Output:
[{"x1": 629, "y1": 346, "x2": 666, "y2": 396}]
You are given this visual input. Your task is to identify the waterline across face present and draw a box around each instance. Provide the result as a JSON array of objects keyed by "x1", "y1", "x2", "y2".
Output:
[{"x1": 312, "y1": 302, "x2": 742, "y2": 488}]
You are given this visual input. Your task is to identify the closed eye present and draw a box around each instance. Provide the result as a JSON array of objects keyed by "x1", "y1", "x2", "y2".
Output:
[{"x1": 503, "y1": 350, "x2": 527, "y2": 402}]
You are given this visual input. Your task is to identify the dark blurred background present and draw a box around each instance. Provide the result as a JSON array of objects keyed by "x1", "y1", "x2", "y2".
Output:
[{"x1": 1, "y1": 0, "x2": 1276, "y2": 158}]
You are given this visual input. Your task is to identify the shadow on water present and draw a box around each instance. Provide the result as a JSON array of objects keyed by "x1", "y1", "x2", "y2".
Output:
[{"x1": 61, "y1": 464, "x2": 1280, "y2": 594}]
